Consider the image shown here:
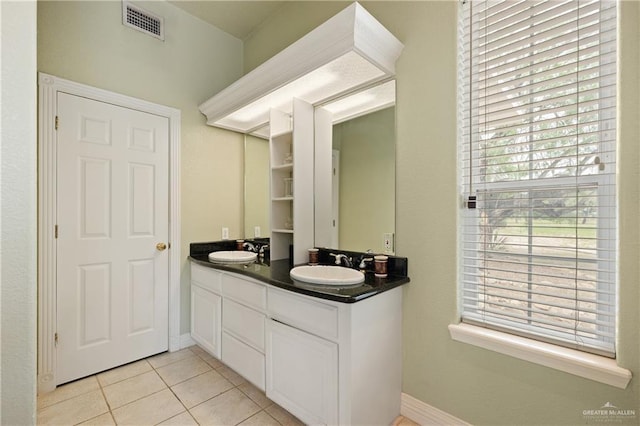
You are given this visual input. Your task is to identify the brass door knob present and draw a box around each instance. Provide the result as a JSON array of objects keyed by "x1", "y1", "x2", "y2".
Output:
[{"x1": 156, "y1": 242, "x2": 167, "y2": 251}]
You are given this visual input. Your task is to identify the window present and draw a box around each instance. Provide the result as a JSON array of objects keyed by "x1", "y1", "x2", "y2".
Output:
[{"x1": 459, "y1": 0, "x2": 617, "y2": 357}]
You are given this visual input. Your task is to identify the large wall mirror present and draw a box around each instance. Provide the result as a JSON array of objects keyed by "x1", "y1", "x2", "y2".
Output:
[
  {"x1": 244, "y1": 133, "x2": 270, "y2": 238},
  {"x1": 315, "y1": 80, "x2": 396, "y2": 253},
  {"x1": 328, "y1": 106, "x2": 395, "y2": 253},
  {"x1": 243, "y1": 80, "x2": 396, "y2": 253}
]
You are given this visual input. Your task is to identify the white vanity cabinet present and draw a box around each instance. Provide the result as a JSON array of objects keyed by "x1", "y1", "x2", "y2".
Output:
[
  {"x1": 191, "y1": 262, "x2": 403, "y2": 425},
  {"x1": 190, "y1": 264, "x2": 267, "y2": 390},
  {"x1": 266, "y1": 285, "x2": 403, "y2": 426}
]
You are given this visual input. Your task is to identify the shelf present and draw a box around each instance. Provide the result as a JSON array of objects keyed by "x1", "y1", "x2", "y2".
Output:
[
  {"x1": 272, "y1": 129, "x2": 293, "y2": 139},
  {"x1": 272, "y1": 229, "x2": 295, "y2": 234},
  {"x1": 272, "y1": 163, "x2": 293, "y2": 171},
  {"x1": 272, "y1": 197, "x2": 293, "y2": 202}
]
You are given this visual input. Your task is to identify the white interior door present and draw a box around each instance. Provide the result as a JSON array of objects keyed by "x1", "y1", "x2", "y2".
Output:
[{"x1": 56, "y1": 92, "x2": 169, "y2": 385}]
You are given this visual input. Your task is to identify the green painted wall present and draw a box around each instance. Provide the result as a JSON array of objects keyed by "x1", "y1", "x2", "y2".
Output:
[
  {"x1": 37, "y1": 0, "x2": 245, "y2": 334},
  {"x1": 1, "y1": 1, "x2": 38, "y2": 423},
  {"x1": 244, "y1": 2, "x2": 640, "y2": 424}
]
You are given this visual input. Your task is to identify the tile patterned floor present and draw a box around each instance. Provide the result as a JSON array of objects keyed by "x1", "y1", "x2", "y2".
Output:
[
  {"x1": 37, "y1": 346, "x2": 303, "y2": 425},
  {"x1": 37, "y1": 345, "x2": 421, "y2": 425}
]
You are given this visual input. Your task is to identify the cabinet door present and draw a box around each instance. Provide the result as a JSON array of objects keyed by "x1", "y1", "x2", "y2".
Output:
[
  {"x1": 266, "y1": 319, "x2": 338, "y2": 425},
  {"x1": 190, "y1": 284, "x2": 221, "y2": 358}
]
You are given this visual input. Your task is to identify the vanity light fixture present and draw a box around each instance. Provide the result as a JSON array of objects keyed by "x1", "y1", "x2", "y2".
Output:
[
  {"x1": 198, "y1": 2, "x2": 403, "y2": 134},
  {"x1": 320, "y1": 79, "x2": 396, "y2": 125}
]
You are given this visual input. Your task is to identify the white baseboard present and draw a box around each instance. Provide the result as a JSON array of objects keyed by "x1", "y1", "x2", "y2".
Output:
[
  {"x1": 179, "y1": 333, "x2": 196, "y2": 350},
  {"x1": 401, "y1": 393, "x2": 470, "y2": 425}
]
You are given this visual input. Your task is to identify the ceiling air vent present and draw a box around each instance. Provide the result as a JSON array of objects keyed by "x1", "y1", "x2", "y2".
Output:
[{"x1": 122, "y1": 1, "x2": 164, "y2": 41}]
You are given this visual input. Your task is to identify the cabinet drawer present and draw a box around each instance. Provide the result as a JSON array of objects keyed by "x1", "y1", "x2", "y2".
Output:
[
  {"x1": 223, "y1": 298, "x2": 265, "y2": 352},
  {"x1": 222, "y1": 332, "x2": 265, "y2": 391},
  {"x1": 222, "y1": 274, "x2": 266, "y2": 311},
  {"x1": 191, "y1": 263, "x2": 222, "y2": 294},
  {"x1": 268, "y1": 288, "x2": 339, "y2": 341}
]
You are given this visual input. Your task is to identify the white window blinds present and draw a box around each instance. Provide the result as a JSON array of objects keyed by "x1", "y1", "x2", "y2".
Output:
[{"x1": 459, "y1": 0, "x2": 617, "y2": 356}]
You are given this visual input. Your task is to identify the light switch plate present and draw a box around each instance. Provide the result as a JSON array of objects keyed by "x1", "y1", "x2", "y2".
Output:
[{"x1": 222, "y1": 227, "x2": 229, "y2": 240}]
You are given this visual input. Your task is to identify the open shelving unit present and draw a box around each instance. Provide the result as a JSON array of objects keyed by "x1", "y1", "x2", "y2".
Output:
[{"x1": 269, "y1": 100, "x2": 314, "y2": 264}]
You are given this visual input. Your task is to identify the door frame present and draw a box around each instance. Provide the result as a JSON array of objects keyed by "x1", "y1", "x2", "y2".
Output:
[{"x1": 37, "y1": 73, "x2": 181, "y2": 393}]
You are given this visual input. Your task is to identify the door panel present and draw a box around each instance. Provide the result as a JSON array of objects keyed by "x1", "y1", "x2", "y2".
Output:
[
  {"x1": 266, "y1": 319, "x2": 338, "y2": 425},
  {"x1": 129, "y1": 162, "x2": 155, "y2": 236},
  {"x1": 191, "y1": 284, "x2": 222, "y2": 358},
  {"x1": 78, "y1": 263, "x2": 111, "y2": 347},
  {"x1": 128, "y1": 259, "x2": 156, "y2": 335},
  {"x1": 56, "y1": 92, "x2": 169, "y2": 385},
  {"x1": 80, "y1": 157, "x2": 111, "y2": 238}
]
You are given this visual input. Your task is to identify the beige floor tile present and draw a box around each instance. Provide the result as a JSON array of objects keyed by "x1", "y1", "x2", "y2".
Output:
[
  {"x1": 96, "y1": 359, "x2": 152, "y2": 387},
  {"x1": 217, "y1": 364, "x2": 247, "y2": 386},
  {"x1": 170, "y1": 370, "x2": 234, "y2": 408},
  {"x1": 197, "y1": 351, "x2": 224, "y2": 369},
  {"x1": 238, "y1": 382, "x2": 273, "y2": 409},
  {"x1": 189, "y1": 388, "x2": 261, "y2": 426},
  {"x1": 147, "y1": 348, "x2": 196, "y2": 369},
  {"x1": 238, "y1": 410, "x2": 281, "y2": 426},
  {"x1": 37, "y1": 376, "x2": 100, "y2": 409},
  {"x1": 187, "y1": 345, "x2": 208, "y2": 357},
  {"x1": 102, "y1": 370, "x2": 167, "y2": 409},
  {"x1": 156, "y1": 356, "x2": 211, "y2": 386},
  {"x1": 157, "y1": 411, "x2": 199, "y2": 425},
  {"x1": 111, "y1": 389, "x2": 185, "y2": 426},
  {"x1": 78, "y1": 412, "x2": 116, "y2": 425},
  {"x1": 265, "y1": 404, "x2": 305, "y2": 426},
  {"x1": 37, "y1": 389, "x2": 108, "y2": 426}
]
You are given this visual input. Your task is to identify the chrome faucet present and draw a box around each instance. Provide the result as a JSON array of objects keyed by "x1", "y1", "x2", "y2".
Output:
[
  {"x1": 243, "y1": 241, "x2": 258, "y2": 253},
  {"x1": 330, "y1": 253, "x2": 353, "y2": 268},
  {"x1": 358, "y1": 256, "x2": 374, "y2": 270}
]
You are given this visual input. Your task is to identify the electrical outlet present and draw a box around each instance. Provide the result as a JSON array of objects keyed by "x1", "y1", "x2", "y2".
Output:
[
  {"x1": 221, "y1": 227, "x2": 229, "y2": 240},
  {"x1": 383, "y1": 233, "x2": 394, "y2": 253},
  {"x1": 254, "y1": 226, "x2": 261, "y2": 238}
]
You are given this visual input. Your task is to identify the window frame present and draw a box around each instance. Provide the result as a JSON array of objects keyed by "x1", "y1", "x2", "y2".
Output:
[{"x1": 457, "y1": 0, "x2": 618, "y2": 358}]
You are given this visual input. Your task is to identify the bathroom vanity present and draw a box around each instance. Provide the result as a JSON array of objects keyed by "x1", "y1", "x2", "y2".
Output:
[
  {"x1": 189, "y1": 244, "x2": 409, "y2": 425},
  {"x1": 192, "y1": 3, "x2": 407, "y2": 423}
]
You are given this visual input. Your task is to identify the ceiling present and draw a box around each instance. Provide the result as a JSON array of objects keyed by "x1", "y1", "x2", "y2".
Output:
[{"x1": 168, "y1": 1, "x2": 285, "y2": 40}]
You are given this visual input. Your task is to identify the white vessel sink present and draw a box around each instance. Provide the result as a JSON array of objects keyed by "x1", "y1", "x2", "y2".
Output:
[
  {"x1": 290, "y1": 265, "x2": 364, "y2": 286},
  {"x1": 208, "y1": 251, "x2": 257, "y2": 264}
]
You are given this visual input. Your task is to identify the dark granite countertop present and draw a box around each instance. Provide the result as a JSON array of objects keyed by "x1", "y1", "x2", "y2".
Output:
[{"x1": 189, "y1": 242, "x2": 410, "y2": 303}]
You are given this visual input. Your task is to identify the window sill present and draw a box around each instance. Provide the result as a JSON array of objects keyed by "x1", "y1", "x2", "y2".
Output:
[{"x1": 448, "y1": 323, "x2": 632, "y2": 389}]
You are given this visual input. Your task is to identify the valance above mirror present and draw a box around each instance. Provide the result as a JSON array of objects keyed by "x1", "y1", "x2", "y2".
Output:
[{"x1": 198, "y1": 2, "x2": 403, "y2": 135}]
